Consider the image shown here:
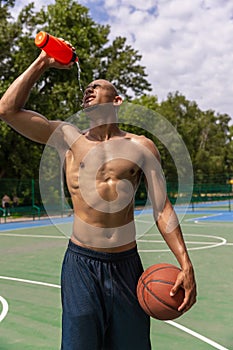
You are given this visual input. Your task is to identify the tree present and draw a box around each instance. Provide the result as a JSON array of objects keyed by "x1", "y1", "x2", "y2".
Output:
[
  {"x1": 194, "y1": 110, "x2": 232, "y2": 183},
  {"x1": 0, "y1": 0, "x2": 151, "y2": 179},
  {"x1": 97, "y1": 36, "x2": 151, "y2": 98},
  {"x1": 153, "y1": 92, "x2": 233, "y2": 183}
]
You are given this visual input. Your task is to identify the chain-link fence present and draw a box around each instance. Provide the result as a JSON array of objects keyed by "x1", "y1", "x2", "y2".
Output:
[{"x1": 0, "y1": 178, "x2": 232, "y2": 223}]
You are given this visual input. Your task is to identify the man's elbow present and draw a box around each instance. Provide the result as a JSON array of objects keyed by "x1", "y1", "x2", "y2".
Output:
[{"x1": 0, "y1": 101, "x2": 16, "y2": 122}]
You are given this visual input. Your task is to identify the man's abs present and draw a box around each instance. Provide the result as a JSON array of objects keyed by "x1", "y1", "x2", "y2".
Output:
[{"x1": 71, "y1": 212, "x2": 137, "y2": 252}]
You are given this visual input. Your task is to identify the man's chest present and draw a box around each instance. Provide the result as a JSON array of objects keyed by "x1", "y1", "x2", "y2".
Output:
[
  {"x1": 68, "y1": 138, "x2": 143, "y2": 175},
  {"x1": 65, "y1": 138, "x2": 144, "y2": 196}
]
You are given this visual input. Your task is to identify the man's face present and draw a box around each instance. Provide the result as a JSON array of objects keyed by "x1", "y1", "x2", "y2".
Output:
[{"x1": 82, "y1": 79, "x2": 118, "y2": 109}]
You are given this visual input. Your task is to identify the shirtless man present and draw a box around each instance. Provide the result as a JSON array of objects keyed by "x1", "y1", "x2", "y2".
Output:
[{"x1": 0, "y1": 49, "x2": 196, "y2": 350}]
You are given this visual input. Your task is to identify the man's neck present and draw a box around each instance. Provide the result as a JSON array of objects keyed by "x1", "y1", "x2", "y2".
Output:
[{"x1": 87, "y1": 123, "x2": 123, "y2": 141}]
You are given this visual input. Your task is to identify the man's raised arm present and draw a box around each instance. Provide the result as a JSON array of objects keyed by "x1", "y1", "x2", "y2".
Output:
[{"x1": 0, "y1": 51, "x2": 74, "y2": 144}]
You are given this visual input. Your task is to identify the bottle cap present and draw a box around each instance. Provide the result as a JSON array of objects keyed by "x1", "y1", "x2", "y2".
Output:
[{"x1": 35, "y1": 32, "x2": 49, "y2": 48}]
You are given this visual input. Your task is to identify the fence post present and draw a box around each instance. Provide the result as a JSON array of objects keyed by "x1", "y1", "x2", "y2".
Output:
[{"x1": 31, "y1": 179, "x2": 35, "y2": 207}]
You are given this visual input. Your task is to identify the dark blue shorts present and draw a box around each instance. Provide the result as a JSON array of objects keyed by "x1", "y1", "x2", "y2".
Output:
[{"x1": 61, "y1": 240, "x2": 151, "y2": 350}]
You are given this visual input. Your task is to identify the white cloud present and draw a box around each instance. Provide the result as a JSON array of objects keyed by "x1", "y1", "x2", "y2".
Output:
[
  {"x1": 13, "y1": 0, "x2": 233, "y2": 119},
  {"x1": 102, "y1": 0, "x2": 233, "y2": 118}
]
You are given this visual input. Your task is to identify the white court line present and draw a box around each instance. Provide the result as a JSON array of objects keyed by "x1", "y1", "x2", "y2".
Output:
[
  {"x1": 0, "y1": 296, "x2": 9, "y2": 322},
  {"x1": 136, "y1": 218, "x2": 154, "y2": 222},
  {"x1": 138, "y1": 234, "x2": 226, "y2": 252},
  {"x1": 0, "y1": 276, "x2": 229, "y2": 349},
  {"x1": 0, "y1": 276, "x2": 60, "y2": 289},
  {"x1": 139, "y1": 240, "x2": 223, "y2": 245},
  {"x1": 1, "y1": 233, "x2": 229, "y2": 251},
  {"x1": 0, "y1": 233, "x2": 230, "y2": 246},
  {"x1": 185, "y1": 213, "x2": 223, "y2": 222},
  {"x1": 166, "y1": 321, "x2": 229, "y2": 350},
  {"x1": 0, "y1": 233, "x2": 66, "y2": 239}
]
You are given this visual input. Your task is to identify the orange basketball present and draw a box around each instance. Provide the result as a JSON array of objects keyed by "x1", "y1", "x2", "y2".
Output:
[{"x1": 137, "y1": 263, "x2": 185, "y2": 320}]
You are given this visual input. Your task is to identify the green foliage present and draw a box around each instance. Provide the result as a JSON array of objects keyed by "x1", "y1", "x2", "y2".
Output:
[
  {"x1": 132, "y1": 92, "x2": 233, "y2": 185},
  {"x1": 97, "y1": 36, "x2": 151, "y2": 97},
  {"x1": 0, "y1": 0, "x2": 232, "y2": 190},
  {"x1": 0, "y1": 0, "x2": 151, "y2": 179}
]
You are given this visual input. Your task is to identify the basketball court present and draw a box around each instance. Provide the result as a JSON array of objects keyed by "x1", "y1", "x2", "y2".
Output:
[{"x1": 0, "y1": 203, "x2": 232, "y2": 349}]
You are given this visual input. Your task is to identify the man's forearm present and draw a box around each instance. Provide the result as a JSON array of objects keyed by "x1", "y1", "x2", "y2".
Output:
[
  {"x1": 159, "y1": 223, "x2": 193, "y2": 268},
  {"x1": 156, "y1": 199, "x2": 194, "y2": 270}
]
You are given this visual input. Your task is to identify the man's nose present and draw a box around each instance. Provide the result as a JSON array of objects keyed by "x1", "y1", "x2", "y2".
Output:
[{"x1": 85, "y1": 85, "x2": 94, "y2": 95}]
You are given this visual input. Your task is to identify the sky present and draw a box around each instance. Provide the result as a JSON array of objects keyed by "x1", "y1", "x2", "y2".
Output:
[{"x1": 13, "y1": 0, "x2": 233, "y2": 120}]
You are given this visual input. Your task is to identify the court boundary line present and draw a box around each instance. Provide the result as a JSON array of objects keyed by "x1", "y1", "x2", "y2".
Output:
[
  {"x1": 0, "y1": 275, "x2": 229, "y2": 349},
  {"x1": 166, "y1": 321, "x2": 229, "y2": 350},
  {"x1": 0, "y1": 233, "x2": 66, "y2": 239},
  {"x1": 138, "y1": 234, "x2": 227, "y2": 252},
  {"x1": 0, "y1": 233, "x2": 231, "y2": 253},
  {"x1": 184, "y1": 213, "x2": 223, "y2": 222},
  {"x1": 0, "y1": 295, "x2": 9, "y2": 322},
  {"x1": 0, "y1": 276, "x2": 61, "y2": 289},
  {"x1": 0, "y1": 232, "x2": 230, "y2": 252}
]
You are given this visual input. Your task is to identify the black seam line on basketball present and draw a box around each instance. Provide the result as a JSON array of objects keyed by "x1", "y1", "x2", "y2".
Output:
[
  {"x1": 142, "y1": 266, "x2": 180, "y2": 282},
  {"x1": 143, "y1": 282, "x2": 181, "y2": 312},
  {"x1": 145, "y1": 280, "x2": 174, "y2": 285},
  {"x1": 140, "y1": 289, "x2": 153, "y2": 317},
  {"x1": 143, "y1": 298, "x2": 154, "y2": 317}
]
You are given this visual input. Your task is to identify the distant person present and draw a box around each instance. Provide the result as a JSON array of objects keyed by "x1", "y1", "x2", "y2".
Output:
[
  {"x1": 13, "y1": 195, "x2": 19, "y2": 207},
  {"x1": 2, "y1": 194, "x2": 11, "y2": 216}
]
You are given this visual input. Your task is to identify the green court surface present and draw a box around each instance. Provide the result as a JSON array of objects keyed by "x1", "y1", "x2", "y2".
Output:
[{"x1": 0, "y1": 211, "x2": 232, "y2": 349}]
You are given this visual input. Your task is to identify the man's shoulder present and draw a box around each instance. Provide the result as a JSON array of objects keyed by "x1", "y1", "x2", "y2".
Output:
[
  {"x1": 124, "y1": 132, "x2": 160, "y2": 159},
  {"x1": 60, "y1": 122, "x2": 83, "y2": 141},
  {"x1": 47, "y1": 122, "x2": 82, "y2": 150},
  {"x1": 125, "y1": 132, "x2": 155, "y2": 146}
]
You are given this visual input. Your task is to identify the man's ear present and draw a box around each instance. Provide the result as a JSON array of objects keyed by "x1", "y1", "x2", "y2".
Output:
[{"x1": 113, "y1": 95, "x2": 123, "y2": 106}]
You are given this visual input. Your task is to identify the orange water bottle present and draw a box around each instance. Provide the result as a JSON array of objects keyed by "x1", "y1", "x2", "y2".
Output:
[{"x1": 35, "y1": 31, "x2": 78, "y2": 64}]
